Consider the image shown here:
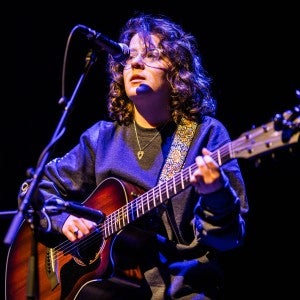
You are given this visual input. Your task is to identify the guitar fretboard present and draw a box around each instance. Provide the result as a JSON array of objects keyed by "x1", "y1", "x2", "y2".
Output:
[{"x1": 102, "y1": 142, "x2": 234, "y2": 239}]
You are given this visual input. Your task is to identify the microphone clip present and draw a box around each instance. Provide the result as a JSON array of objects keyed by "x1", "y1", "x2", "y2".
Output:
[{"x1": 44, "y1": 199, "x2": 106, "y2": 224}]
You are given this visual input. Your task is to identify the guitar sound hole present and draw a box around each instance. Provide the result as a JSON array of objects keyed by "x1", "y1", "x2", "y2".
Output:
[
  {"x1": 73, "y1": 228, "x2": 102, "y2": 266},
  {"x1": 74, "y1": 248, "x2": 100, "y2": 266}
]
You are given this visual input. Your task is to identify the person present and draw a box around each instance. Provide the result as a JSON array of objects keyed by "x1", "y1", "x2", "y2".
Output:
[{"x1": 18, "y1": 12, "x2": 249, "y2": 300}]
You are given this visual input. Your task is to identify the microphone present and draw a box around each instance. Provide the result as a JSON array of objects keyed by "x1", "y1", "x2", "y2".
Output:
[
  {"x1": 45, "y1": 199, "x2": 105, "y2": 223},
  {"x1": 76, "y1": 24, "x2": 130, "y2": 62}
]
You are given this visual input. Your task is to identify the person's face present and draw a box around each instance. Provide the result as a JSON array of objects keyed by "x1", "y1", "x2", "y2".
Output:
[{"x1": 123, "y1": 34, "x2": 171, "y2": 101}]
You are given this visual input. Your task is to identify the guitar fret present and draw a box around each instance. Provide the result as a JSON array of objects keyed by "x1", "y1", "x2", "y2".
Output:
[
  {"x1": 117, "y1": 209, "x2": 122, "y2": 229},
  {"x1": 173, "y1": 176, "x2": 177, "y2": 194},
  {"x1": 147, "y1": 192, "x2": 150, "y2": 211},
  {"x1": 166, "y1": 181, "x2": 172, "y2": 198},
  {"x1": 142, "y1": 196, "x2": 147, "y2": 213},
  {"x1": 103, "y1": 221, "x2": 108, "y2": 238},
  {"x1": 157, "y1": 185, "x2": 161, "y2": 204},
  {"x1": 129, "y1": 201, "x2": 134, "y2": 222},
  {"x1": 120, "y1": 206, "x2": 126, "y2": 227},
  {"x1": 217, "y1": 149, "x2": 221, "y2": 165},
  {"x1": 106, "y1": 217, "x2": 112, "y2": 236},
  {"x1": 153, "y1": 191, "x2": 156, "y2": 208},
  {"x1": 125, "y1": 205, "x2": 129, "y2": 225},
  {"x1": 143, "y1": 195, "x2": 147, "y2": 213},
  {"x1": 180, "y1": 172, "x2": 184, "y2": 189},
  {"x1": 114, "y1": 213, "x2": 118, "y2": 232},
  {"x1": 165, "y1": 181, "x2": 169, "y2": 199},
  {"x1": 136, "y1": 199, "x2": 141, "y2": 218}
]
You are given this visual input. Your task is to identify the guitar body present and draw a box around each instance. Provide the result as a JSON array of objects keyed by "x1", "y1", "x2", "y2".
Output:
[{"x1": 5, "y1": 177, "x2": 146, "y2": 300}]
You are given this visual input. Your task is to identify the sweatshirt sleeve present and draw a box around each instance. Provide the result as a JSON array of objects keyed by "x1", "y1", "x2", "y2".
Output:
[{"x1": 193, "y1": 172, "x2": 246, "y2": 251}]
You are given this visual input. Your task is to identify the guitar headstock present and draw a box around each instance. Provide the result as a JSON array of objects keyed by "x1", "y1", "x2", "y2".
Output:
[{"x1": 233, "y1": 105, "x2": 300, "y2": 160}]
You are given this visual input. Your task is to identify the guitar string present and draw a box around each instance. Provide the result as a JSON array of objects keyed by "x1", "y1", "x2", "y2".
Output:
[{"x1": 53, "y1": 132, "x2": 278, "y2": 256}]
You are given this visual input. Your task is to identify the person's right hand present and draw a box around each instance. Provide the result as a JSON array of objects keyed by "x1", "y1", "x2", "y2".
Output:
[{"x1": 62, "y1": 215, "x2": 97, "y2": 241}]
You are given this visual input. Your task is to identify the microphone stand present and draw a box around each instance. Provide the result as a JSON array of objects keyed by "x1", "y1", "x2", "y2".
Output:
[{"x1": 3, "y1": 49, "x2": 98, "y2": 299}]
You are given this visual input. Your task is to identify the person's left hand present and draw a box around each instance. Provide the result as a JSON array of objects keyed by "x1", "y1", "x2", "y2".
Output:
[{"x1": 190, "y1": 148, "x2": 225, "y2": 195}]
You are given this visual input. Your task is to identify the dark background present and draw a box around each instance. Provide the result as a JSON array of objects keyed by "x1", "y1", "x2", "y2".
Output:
[{"x1": 1, "y1": 1, "x2": 299, "y2": 299}]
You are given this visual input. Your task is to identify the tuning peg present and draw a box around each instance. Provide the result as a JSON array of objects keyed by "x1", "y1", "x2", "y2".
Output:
[
  {"x1": 273, "y1": 113, "x2": 284, "y2": 131},
  {"x1": 26, "y1": 167, "x2": 35, "y2": 178}
]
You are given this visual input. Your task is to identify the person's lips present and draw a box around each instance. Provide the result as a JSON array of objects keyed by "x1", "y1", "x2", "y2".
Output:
[{"x1": 130, "y1": 74, "x2": 145, "y2": 83}]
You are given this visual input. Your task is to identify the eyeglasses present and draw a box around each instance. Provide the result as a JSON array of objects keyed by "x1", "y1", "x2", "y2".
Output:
[{"x1": 121, "y1": 48, "x2": 164, "y2": 69}]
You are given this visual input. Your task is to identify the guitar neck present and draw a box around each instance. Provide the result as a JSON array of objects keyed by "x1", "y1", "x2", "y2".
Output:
[
  {"x1": 102, "y1": 142, "x2": 233, "y2": 238},
  {"x1": 103, "y1": 110, "x2": 300, "y2": 239}
]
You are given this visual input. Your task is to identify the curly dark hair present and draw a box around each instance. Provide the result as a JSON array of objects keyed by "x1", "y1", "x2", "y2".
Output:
[{"x1": 107, "y1": 13, "x2": 217, "y2": 126}]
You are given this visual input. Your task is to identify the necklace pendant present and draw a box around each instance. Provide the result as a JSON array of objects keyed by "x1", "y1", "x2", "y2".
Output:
[{"x1": 137, "y1": 150, "x2": 144, "y2": 160}]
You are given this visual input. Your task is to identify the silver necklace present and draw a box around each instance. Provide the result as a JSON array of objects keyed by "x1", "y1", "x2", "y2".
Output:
[{"x1": 133, "y1": 120, "x2": 169, "y2": 160}]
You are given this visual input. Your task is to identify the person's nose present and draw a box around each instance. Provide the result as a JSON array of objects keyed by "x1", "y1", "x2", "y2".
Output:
[{"x1": 131, "y1": 53, "x2": 145, "y2": 68}]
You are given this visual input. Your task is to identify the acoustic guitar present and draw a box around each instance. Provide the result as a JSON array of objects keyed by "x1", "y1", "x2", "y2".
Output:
[{"x1": 5, "y1": 107, "x2": 299, "y2": 299}]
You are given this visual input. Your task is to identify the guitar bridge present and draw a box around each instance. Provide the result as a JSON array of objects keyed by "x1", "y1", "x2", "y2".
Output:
[{"x1": 45, "y1": 247, "x2": 60, "y2": 290}]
